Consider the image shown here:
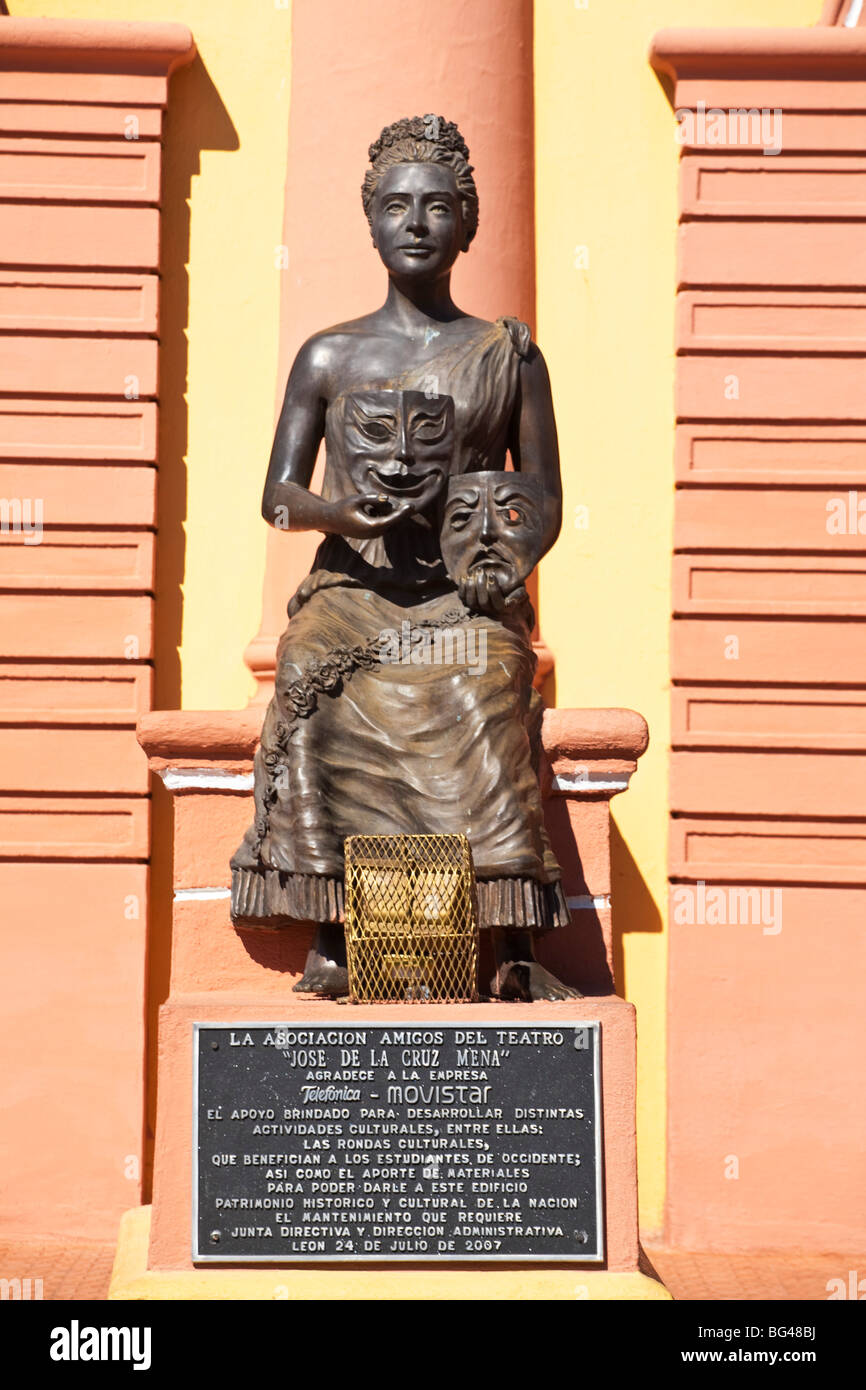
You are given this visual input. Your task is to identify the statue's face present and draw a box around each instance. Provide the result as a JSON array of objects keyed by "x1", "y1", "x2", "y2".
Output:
[
  {"x1": 371, "y1": 163, "x2": 468, "y2": 277},
  {"x1": 440, "y1": 471, "x2": 545, "y2": 587},
  {"x1": 344, "y1": 389, "x2": 454, "y2": 508}
]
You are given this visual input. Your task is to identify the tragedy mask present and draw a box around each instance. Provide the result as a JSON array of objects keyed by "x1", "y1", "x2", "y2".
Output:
[{"x1": 439, "y1": 470, "x2": 545, "y2": 592}]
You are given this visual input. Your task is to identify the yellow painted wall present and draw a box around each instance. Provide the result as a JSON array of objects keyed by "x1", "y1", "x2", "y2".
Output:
[
  {"x1": 534, "y1": 0, "x2": 821, "y2": 1232},
  {"x1": 10, "y1": 0, "x2": 823, "y2": 1240}
]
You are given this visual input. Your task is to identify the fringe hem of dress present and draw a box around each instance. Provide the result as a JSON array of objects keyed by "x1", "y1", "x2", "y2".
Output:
[{"x1": 230, "y1": 865, "x2": 571, "y2": 933}]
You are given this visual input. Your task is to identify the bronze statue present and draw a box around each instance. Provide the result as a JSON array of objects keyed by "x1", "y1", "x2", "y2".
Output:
[{"x1": 231, "y1": 114, "x2": 580, "y2": 1002}]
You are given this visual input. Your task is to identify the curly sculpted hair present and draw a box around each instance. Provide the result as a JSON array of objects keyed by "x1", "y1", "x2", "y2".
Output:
[{"x1": 361, "y1": 114, "x2": 479, "y2": 245}]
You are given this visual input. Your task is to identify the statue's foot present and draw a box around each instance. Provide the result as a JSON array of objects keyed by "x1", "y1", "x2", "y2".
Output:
[
  {"x1": 491, "y1": 960, "x2": 583, "y2": 1002},
  {"x1": 292, "y1": 959, "x2": 349, "y2": 997},
  {"x1": 292, "y1": 923, "x2": 348, "y2": 997}
]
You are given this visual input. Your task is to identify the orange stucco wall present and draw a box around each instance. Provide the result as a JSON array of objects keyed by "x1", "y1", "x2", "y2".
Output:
[
  {"x1": 0, "y1": 19, "x2": 194, "y2": 1241},
  {"x1": 654, "y1": 19, "x2": 866, "y2": 1249}
]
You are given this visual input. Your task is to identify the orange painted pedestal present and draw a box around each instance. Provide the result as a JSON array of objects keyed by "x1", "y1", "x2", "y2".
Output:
[{"x1": 110, "y1": 708, "x2": 668, "y2": 1299}]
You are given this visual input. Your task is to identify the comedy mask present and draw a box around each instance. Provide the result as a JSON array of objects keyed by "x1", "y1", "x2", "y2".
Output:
[{"x1": 343, "y1": 389, "x2": 454, "y2": 511}]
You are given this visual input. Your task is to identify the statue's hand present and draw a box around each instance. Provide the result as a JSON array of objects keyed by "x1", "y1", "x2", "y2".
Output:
[
  {"x1": 458, "y1": 563, "x2": 524, "y2": 615},
  {"x1": 326, "y1": 493, "x2": 414, "y2": 538}
]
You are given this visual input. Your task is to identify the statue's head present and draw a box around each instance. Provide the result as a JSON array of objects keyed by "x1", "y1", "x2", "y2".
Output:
[
  {"x1": 362, "y1": 115, "x2": 478, "y2": 278},
  {"x1": 343, "y1": 389, "x2": 455, "y2": 510},
  {"x1": 440, "y1": 471, "x2": 545, "y2": 591}
]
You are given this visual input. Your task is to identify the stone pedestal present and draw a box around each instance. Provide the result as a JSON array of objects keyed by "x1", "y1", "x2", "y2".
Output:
[{"x1": 110, "y1": 706, "x2": 668, "y2": 1299}]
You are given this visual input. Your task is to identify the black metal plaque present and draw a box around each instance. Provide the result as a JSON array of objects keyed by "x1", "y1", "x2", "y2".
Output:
[{"x1": 193, "y1": 1020, "x2": 603, "y2": 1263}]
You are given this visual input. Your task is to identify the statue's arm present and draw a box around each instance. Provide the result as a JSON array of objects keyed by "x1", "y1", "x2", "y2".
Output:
[
  {"x1": 261, "y1": 337, "x2": 335, "y2": 531},
  {"x1": 508, "y1": 343, "x2": 563, "y2": 557},
  {"x1": 261, "y1": 336, "x2": 411, "y2": 538}
]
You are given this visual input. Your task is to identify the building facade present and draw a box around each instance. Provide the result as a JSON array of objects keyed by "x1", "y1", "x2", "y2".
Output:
[{"x1": 1, "y1": 0, "x2": 862, "y2": 1290}]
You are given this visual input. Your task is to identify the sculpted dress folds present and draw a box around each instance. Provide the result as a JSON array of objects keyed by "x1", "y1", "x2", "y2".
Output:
[{"x1": 231, "y1": 116, "x2": 579, "y2": 1001}]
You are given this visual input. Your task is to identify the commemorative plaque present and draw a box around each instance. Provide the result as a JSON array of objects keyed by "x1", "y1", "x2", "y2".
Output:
[{"x1": 193, "y1": 1020, "x2": 603, "y2": 1262}]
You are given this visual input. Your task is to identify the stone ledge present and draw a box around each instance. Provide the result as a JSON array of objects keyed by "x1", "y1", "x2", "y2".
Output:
[
  {"x1": 650, "y1": 26, "x2": 866, "y2": 80},
  {"x1": 138, "y1": 706, "x2": 649, "y2": 798},
  {"x1": 138, "y1": 709, "x2": 261, "y2": 768},
  {"x1": 0, "y1": 18, "x2": 196, "y2": 74}
]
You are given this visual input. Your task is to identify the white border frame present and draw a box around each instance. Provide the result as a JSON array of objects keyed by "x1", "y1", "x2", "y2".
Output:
[{"x1": 192, "y1": 1018, "x2": 604, "y2": 1264}]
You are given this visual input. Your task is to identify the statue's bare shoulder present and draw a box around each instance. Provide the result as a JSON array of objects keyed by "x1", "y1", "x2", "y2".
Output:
[
  {"x1": 285, "y1": 319, "x2": 375, "y2": 399},
  {"x1": 289, "y1": 310, "x2": 501, "y2": 404}
]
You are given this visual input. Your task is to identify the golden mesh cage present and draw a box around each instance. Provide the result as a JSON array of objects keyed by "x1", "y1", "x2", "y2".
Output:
[{"x1": 344, "y1": 833, "x2": 479, "y2": 1003}]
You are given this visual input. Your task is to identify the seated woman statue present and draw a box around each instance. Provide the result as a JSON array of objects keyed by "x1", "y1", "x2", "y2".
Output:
[{"x1": 231, "y1": 114, "x2": 580, "y2": 1002}]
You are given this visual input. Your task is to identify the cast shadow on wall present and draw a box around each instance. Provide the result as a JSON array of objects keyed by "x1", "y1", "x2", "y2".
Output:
[
  {"x1": 156, "y1": 52, "x2": 238, "y2": 710},
  {"x1": 538, "y1": 803, "x2": 662, "y2": 998},
  {"x1": 145, "y1": 53, "x2": 237, "y2": 1200},
  {"x1": 609, "y1": 816, "x2": 663, "y2": 995}
]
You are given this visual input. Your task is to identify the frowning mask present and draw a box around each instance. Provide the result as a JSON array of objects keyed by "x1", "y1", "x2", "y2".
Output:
[
  {"x1": 440, "y1": 471, "x2": 545, "y2": 591},
  {"x1": 343, "y1": 390, "x2": 454, "y2": 510}
]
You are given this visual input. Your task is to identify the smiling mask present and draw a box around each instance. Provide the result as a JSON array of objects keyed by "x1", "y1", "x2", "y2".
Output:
[{"x1": 343, "y1": 390, "x2": 454, "y2": 510}]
